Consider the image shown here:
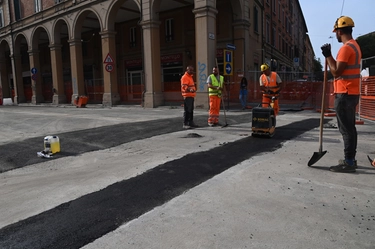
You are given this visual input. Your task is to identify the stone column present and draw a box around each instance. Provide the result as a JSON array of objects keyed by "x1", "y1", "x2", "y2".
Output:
[
  {"x1": 49, "y1": 43, "x2": 67, "y2": 104},
  {"x1": 10, "y1": 53, "x2": 24, "y2": 104},
  {"x1": 28, "y1": 49, "x2": 43, "y2": 104},
  {"x1": 100, "y1": 30, "x2": 120, "y2": 106},
  {"x1": 193, "y1": 6, "x2": 218, "y2": 109},
  {"x1": 68, "y1": 39, "x2": 85, "y2": 103},
  {"x1": 233, "y1": 20, "x2": 251, "y2": 73},
  {"x1": 140, "y1": 20, "x2": 163, "y2": 108}
]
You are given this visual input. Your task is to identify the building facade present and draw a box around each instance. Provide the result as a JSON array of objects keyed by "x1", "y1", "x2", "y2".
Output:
[{"x1": 0, "y1": 0, "x2": 313, "y2": 108}]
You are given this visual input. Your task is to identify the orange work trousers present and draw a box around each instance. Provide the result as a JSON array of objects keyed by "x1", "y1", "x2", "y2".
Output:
[
  {"x1": 262, "y1": 94, "x2": 279, "y2": 116},
  {"x1": 208, "y1": 95, "x2": 221, "y2": 124}
]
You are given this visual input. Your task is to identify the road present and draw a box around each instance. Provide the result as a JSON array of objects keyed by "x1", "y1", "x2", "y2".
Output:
[{"x1": 0, "y1": 105, "x2": 374, "y2": 249}]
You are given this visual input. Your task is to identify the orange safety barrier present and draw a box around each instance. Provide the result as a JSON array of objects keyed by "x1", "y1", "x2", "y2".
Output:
[
  {"x1": 117, "y1": 84, "x2": 145, "y2": 103},
  {"x1": 359, "y1": 76, "x2": 375, "y2": 121},
  {"x1": 86, "y1": 85, "x2": 104, "y2": 103}
]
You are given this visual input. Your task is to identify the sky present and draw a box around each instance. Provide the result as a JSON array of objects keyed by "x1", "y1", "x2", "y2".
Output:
[{"x1": 299, "y1": 0, "x2": 375, "y2": 66}]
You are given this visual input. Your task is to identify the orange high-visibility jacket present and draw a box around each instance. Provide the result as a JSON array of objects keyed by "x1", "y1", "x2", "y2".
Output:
[
  {"x1": 181, "y1": 72, "x2": 196, "y2": 98},
  {"x1": 334, "y1": 39, "x2": 362, "y2": 94},
  {"x1": 260, "y1": 72, "x2": 280, "y2": 94}
]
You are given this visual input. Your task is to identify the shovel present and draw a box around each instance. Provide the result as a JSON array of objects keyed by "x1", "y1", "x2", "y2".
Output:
[
  {"x1": 221, "y1": 91, "x2": 228, "y2": 128},
  {"x1": 367, "y1": 155, "x2": 375, "y2": 167},
  {"x1": 308, "y1": 59, "x2": 328, "y2": 166}
]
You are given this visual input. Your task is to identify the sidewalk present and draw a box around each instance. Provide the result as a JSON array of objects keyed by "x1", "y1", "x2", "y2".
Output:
[{"x1": 0, "y1": 105, "x2": 374, "y2": 248}]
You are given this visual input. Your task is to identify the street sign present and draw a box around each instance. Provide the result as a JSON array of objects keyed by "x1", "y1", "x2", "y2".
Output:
[
  {"x1": 226, "y1": 43, "x2": 236, "y2": 50},
  {"x1": 293, "y1": 57, "x2": 299, "y2": 67},
  {"x1": 223, "y1": 49, "x2": 233, "y2": 76},
  {"x1": 105, "y1": 64, "x2": 114, "y2": 72},
  {"x1": 225, "y1": 63, "x2": 232, "y2": 75},
  {"x1": 104, "y1": 53, "x2": 114, "y2": 64},
  {"x1": 31, "y1": 74, "x2": 37, "y2": 81},
  {"x1": 31, "y1": 68, "x2": 37, "y2": 74}
]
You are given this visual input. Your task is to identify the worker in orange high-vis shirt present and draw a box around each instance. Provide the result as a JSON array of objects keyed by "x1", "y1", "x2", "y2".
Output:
[
  {"x1": 207, "y1": 66, "x2": 224, "y2": 127},
  {"x1": 259, "y1": 63, "x2": 282, "y2": 116},
  {"x1": 181, "y1": 65, "x2": 197, "y2": 129},
  {"x1": 321, "y1": 16, "x2": 362, "y2": 173}
]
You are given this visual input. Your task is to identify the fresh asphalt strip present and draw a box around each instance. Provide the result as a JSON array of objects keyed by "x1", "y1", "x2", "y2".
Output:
[
  {"x1": 0, "y1": 118, "x2": 319, "y2": 249},
  {"x1": 1, "y1": 114, "x2": 244, "y2": 173}
]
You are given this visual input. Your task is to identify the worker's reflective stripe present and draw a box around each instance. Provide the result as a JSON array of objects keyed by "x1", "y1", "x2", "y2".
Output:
[{"x1": 341, "y1": 74, "x2": 361, "y2": 79}]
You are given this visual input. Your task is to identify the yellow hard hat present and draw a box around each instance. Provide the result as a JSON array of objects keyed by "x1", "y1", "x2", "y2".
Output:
[
  {"x1": 260, "y1": 63, "x2": 270, "y2": 72},
  {"x1": 333, "y1": 16, "x2": 354, "y2": 32}
]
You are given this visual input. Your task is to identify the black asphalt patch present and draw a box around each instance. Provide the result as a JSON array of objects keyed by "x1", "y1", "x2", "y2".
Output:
[
  {"x1": 0, "y1": 114, "x2": 252, "y2": 173},
  {"x1": 0, "y1": 118, "x2": 319, "y2": 249}
]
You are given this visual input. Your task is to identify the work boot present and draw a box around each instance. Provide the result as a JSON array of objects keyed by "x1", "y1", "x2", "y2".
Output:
[
  {"x1": 189, "y1": 122, "x2": 198, "y2": 128},
  {"x1": 329, "y1": 160, "x2": 356, "y2": 173},
  {"x1": 182, "y1": 124, "x2": 191, "y2": 129},
  {"x1": 338, "y1": 159, "x2": 357, "y2": 169}
]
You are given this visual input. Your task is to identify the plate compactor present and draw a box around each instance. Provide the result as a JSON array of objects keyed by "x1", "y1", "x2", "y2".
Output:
[{"x1": 251, "y1": 96, "x2": 277, "y2": 137}]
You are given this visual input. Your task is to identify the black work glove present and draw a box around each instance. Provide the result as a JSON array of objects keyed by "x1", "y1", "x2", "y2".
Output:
[{"x1": 321, "y1": 43, "x2": 331, "y2": 58}]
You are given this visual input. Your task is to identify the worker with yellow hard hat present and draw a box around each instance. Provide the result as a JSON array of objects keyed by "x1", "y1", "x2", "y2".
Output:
[
  {"x1": 321, "y1": 16, "x2": 361, "y2": 173},
  {"x1": 259, "y1": 63, "x2": 282, "y2": 115}
]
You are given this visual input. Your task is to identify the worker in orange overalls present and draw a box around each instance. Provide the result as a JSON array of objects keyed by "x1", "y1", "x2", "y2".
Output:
[
  {"x1": 207, "y1": 66, "x2": 224, "y2": 126},
  {"x1": 259, "y1": 63, "x2": 282, "y2": 115}
]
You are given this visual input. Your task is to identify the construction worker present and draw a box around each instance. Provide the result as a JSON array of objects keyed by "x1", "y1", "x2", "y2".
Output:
[
  {"x1": 207, "y1": 66, "x2": 224, "y2": 126},
  {"x1": 321, "y1": 16, "x2": 361, "y2": 173},
  {"x1": 181, "y1": 65, "x2": 198, "y2": 129},
  {"x1": 259, "y1": 63, "x2": 282, "y2": 115}
]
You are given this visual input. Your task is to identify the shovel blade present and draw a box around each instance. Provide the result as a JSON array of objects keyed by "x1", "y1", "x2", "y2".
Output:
[
  {"x1": 308, "y1": 151, "x2": 327, "y2": 166},
  {"x1": 367, "y1": 155, "x2": 375, "y2": 167}
]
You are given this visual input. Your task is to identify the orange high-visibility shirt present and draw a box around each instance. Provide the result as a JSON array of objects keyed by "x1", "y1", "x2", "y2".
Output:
[
  {"x1": 334, "y1": 39, "x2": 362, "y2": 94},
  {"x1": 181, "y1": 72, "x2": 196, "y2": 98}
]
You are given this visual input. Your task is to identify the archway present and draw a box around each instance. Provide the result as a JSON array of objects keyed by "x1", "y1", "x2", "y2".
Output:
[
  {"x1": 14, "y1": 34, "x2": 30, "y2": 103},
  {"x1": 72, "y1": 10, "x2": 102, "y2": 103},
  {"x1": 31, "y1": 26, "x2": 52, "y2": 103},
  {"x1": 0, "y1": 40, "x2": 12, "y2": 102}
]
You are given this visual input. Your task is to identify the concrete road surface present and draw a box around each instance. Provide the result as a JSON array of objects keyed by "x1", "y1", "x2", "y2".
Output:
[{"x1": 0, "y1": 104, "x2": 374, "y2": 249}]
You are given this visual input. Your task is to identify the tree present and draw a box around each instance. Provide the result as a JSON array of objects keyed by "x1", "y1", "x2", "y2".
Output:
[
  {"x1": 312, "y1": 57, "x2": 323, "y2": 81},
  {"x1": 357, "y1": 32, "x2": 375, "y2": 58},
  {"x1": 357, "y1": 32, "x2": 375, "y2": 70}
]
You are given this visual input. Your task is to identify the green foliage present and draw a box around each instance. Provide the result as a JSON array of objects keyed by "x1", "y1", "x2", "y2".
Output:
[
  {"x1": 357, "y1": 33, "x2": 375, "y2": 58},
  {"x1": 313, "y1": 57, "x2": 323, "y2": 81}
]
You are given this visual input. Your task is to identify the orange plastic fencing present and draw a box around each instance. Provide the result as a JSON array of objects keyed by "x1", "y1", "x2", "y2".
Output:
[{"x1": 359, "y1": 76, "x2": 375, "y2": 121}]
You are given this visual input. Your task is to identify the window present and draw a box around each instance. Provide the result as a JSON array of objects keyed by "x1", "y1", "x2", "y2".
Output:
[
  {"x1": 0, "y1": 8, "x2": 3, "y2": 28},
  {"x1": 35, "y1": 0, "x2": 42, "y2": 13},
  {"x1": 253, "y1": 6, "x2": 259, "y2": 33},
  {"x1": 266, "y1": 20, "x2": 270, "y2": 43},
  {"x1": 163, "y1": 66, "x2": 183, "y2": 83},
  {"x1": 130, "y1": 27, "x2": 136, "y2": 48},
  {"x1": 165, "y1": 18, "x2": 174, "y2": 42},
  {"x1": 14, "y1": 0, "x2": 22, "y2": 21}
]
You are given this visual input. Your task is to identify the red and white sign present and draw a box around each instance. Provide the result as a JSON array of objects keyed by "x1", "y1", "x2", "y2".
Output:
[
  {"x1": 104, "y1": 53, "x2": 114, "y2": 64},
  {"x1": 105, "y1": 64, "x2": 114, "y2": 72}
]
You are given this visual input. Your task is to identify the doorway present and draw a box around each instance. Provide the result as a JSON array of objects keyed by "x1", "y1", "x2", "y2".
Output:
[{"x1": 127, "y1": 70, "x2": 143, "y2": 101}]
